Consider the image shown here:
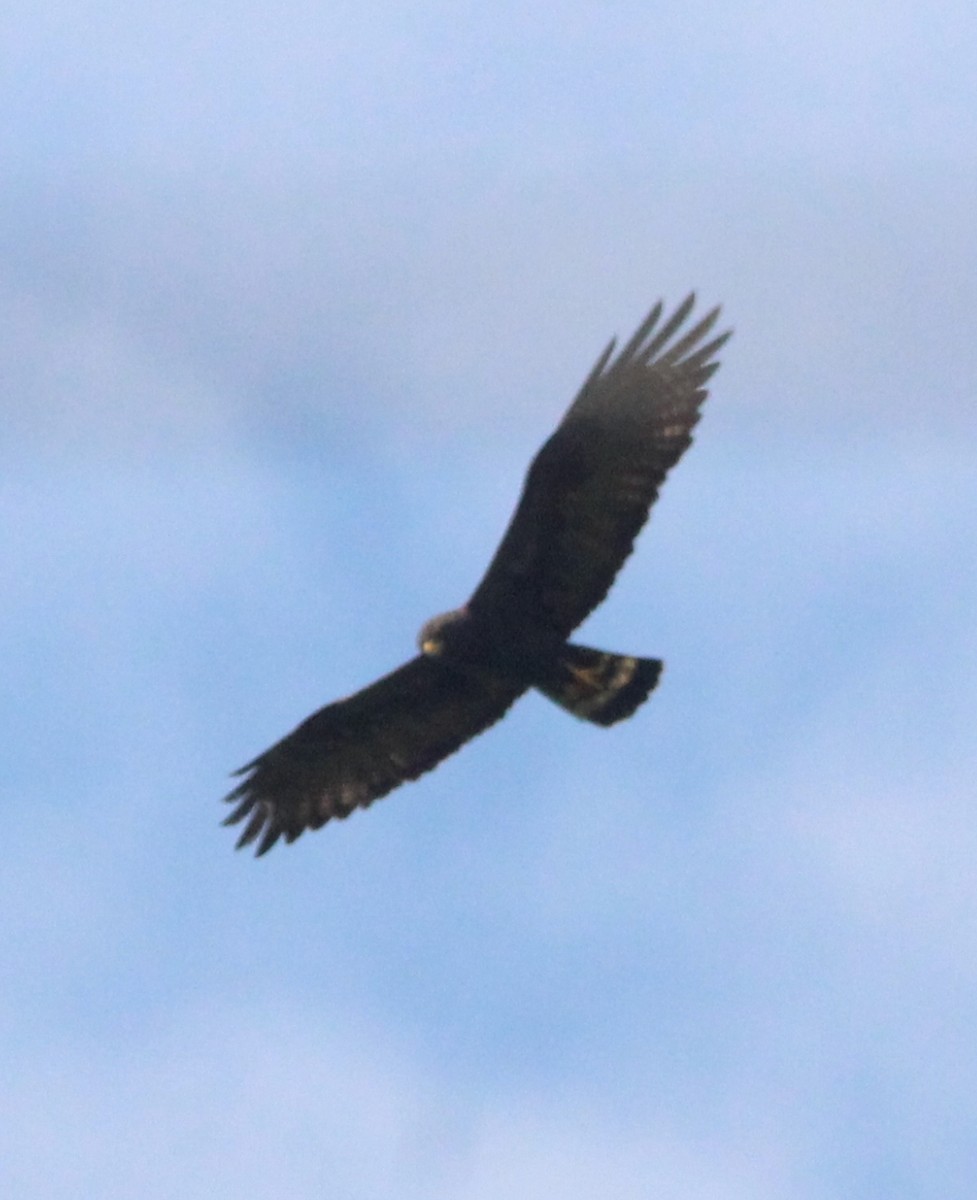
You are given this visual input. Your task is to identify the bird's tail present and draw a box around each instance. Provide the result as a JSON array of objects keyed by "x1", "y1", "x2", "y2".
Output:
[{"x1": 535, "y1": 643, "x2": 663, "y2": 726}]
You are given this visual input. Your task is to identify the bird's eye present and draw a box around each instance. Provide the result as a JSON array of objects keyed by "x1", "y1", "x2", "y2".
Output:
[{"x1": 422, "y1": 638, "x2": 442, "y2": 656}]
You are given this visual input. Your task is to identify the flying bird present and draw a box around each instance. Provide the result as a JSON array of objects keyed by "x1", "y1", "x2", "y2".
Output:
[{"x1": 225, "y1": 294, "x2": 730, "y2": 854}]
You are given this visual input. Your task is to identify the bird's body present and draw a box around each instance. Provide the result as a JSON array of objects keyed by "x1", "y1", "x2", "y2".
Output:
[
  {"x1": 419, "y1": 606, "x2": 566, "y2": 681},
  {"x1": 417, "y1": 606, "x2": 661, "y2": 725},
  {"x1": 225, "y1": 294, "x2": 730, "y2": 854}
]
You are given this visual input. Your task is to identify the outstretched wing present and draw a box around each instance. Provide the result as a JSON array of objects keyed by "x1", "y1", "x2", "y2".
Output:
[
  {"x1": 224, "y1": 656, "x2": 524, "y2": 855},
  {"x1": 468, "y1": 295, "x2": 730, "y2": 637}
]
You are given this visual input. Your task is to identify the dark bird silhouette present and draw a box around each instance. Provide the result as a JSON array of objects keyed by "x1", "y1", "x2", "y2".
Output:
[{"x1": 225, "y1": 294, "x2": 730, "y2": 854}]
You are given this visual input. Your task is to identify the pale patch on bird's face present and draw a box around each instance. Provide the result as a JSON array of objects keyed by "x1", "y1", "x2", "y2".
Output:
[{"x1": 417, "y1": 608, "x2": 468, "y2": 657}]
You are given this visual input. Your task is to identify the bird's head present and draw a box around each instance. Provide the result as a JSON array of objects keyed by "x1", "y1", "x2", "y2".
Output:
[{"x1": 417, "y1": 608, "x2": 470, "y2": 657}]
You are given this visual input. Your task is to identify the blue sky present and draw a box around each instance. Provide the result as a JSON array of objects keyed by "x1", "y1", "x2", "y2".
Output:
[{"x1": 3, "y1": 3, "x2": 976, "y2": 1197}]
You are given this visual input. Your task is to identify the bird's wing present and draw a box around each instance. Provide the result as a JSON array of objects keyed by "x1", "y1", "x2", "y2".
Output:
[
  {"x1": 224, "y1": 655, "x2": 524, "y2": 855},
  {"x1": 468, "y1": 295, "x2": 730, "y2": 636}
]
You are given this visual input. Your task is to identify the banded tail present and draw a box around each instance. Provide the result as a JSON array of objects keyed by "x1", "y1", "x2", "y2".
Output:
[{"x1": 535, "y1": 643, "x2": 663, "y2": 727}]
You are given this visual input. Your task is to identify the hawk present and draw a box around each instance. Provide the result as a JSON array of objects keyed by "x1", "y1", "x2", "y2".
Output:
[{"x1": 225, "y1": 294, "x2": 730, "y2": 854}]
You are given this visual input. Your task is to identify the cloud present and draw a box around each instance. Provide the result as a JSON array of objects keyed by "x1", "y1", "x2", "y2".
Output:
[
  {"x1": 0, "y1": 284, "x2": 240, "y2": 456},
  {"x1": 1, "y1": 995, "x2": 796, "y2": 1200},
  {"x1": 5, "y1": 1, "x2": 976, "y2": 174},
  {"x1": 5, "y1": 163, "x2": 975, "y2": 468}
]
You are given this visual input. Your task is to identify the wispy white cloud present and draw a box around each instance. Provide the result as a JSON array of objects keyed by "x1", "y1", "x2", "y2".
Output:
[
  {"x1": 4, "y1": 1, "x2": 976, "y2": 171},
  {"x1": 0, "y1": 995, "x2": 800, "y2": 1200}
]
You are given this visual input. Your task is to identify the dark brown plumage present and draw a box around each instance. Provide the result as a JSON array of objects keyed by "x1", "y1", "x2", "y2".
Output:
[{"x1": 224, "y1": 294, "x2": 730, "y2": 854}]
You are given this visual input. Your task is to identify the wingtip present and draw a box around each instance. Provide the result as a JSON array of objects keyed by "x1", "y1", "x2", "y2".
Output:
[
  {"x1": 221, "y1": 771, "x2": 279, "y2": 855},
  {"x1": 674, "y1": 291, "x2": 697, "y2": 321},
  {"x1": 254, "y1": 825, "x2": 281, "y2": 856},
  {"x1": 580, "y1": 336, "x2": 618, "y2": 390}
]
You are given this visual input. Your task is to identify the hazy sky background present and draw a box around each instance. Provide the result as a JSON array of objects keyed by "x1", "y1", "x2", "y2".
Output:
[{"x1": 3, "y1": 3, "x2": 976, "y2": 1197}]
